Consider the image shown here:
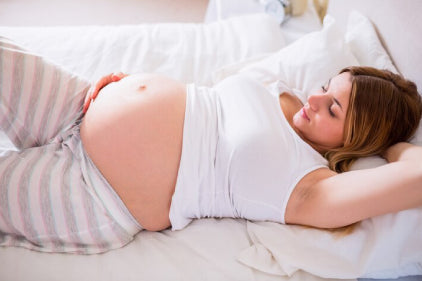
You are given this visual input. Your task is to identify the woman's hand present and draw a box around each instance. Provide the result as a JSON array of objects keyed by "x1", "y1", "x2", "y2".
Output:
[{"x1": 83, "y1": 72, "x2": 128, "y2": 113}]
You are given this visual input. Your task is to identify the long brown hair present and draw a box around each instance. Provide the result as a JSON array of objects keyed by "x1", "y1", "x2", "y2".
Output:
[{"x1": 325, "y1": 66, "x2": 422, "y2": 172}]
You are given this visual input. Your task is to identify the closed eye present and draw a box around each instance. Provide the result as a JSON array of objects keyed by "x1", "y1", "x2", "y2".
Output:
[
  {"x1": 322, "y1": 85, "x2": 335, "y2": 116},
  {"x1": 328, "y1": 106, "x2": 335, "y2": 117}
]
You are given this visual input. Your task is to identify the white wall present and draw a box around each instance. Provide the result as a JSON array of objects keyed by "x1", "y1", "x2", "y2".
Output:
[{"x1": 0, "y1": 0, "x2": 209, "y2": 26}]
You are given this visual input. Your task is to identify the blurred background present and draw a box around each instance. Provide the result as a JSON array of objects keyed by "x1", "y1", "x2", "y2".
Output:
[{"x1": 0, "y1": 0, "x2": 328, "y2": 26}]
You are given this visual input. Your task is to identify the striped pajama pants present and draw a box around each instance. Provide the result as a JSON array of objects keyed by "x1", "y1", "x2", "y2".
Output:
[{"x1": 0, "y1": 37, "x2": 142, "y2": 254}]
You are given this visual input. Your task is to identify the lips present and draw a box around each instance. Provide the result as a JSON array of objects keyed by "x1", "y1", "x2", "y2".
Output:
[{"x1": 300, "y1": 107, "x2": 310, "y2": 121}]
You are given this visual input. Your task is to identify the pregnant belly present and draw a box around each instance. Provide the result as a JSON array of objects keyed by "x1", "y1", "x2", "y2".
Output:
[{"x1": 80, "y1": 74, "x2": 186, "y2": 230}]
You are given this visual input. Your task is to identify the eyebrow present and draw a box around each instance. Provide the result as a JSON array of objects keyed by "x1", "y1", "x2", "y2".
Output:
[
  {"x1": 326, "y1": 78, "x2": 332, "y2": 89},
  {"x1": 333, "y1": 97, "x2": 343, "y2": 111}
]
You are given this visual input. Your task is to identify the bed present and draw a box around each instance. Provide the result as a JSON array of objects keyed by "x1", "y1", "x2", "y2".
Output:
[{"x1": 0, "y1": 0, "x2": 421, "y2": 280}]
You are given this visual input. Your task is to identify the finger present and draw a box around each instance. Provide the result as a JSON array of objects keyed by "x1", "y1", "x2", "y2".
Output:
[
  {"x1": 83, "y1": 97, "x2": 92, "y2": 114},
  {"x1": 89, "y1": 72, "x2": 125, "y2": 102},
  {"x1": 111, "y1": 72, "x2": 127, "y2": 81},
  {"x1": 84, "y1": 88, "x2": 91, "y2": 104},
  {"x1": 91, "y1": 79, "x2": 107, "y2": 100},
  {"x1": 93, "y1": 74, "x2": 115, "y2": 96},
  {"x1": 83, "y1": 86, "x2": 93, "y2": 107}
]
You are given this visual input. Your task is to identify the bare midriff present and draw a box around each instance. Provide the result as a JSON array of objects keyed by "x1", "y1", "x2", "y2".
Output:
[{"x1": 80, "y1": 74, "x2": 187, "y2": 231}]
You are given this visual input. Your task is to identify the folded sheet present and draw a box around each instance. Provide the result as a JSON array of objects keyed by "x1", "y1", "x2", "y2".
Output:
[{"x1": 0, "y1": 14, "x2": 285, "y2": 86}]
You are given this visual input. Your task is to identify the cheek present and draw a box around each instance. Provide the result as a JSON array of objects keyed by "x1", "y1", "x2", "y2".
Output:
[
  {"x1": 318, "y1": 123, "x2": 344, "y2": 143},
  {"x1": 293, "y1": 114, "x2": 344, "y2": 145}
]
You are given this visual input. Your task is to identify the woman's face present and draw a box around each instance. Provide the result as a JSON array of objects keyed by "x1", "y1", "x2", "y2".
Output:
[{"x1": 292, "y1": 72, "x2": 352, "y2": 152}]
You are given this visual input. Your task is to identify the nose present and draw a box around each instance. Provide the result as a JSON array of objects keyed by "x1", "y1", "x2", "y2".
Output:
[{"x1": 307, "y1": 93, "x2": 324, "y2": 111}]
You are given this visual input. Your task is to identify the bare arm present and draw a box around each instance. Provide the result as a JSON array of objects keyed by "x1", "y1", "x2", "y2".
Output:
[
  {"x1": 286, "y1": 142, "x2": 422, "y2": 228},
  {"x1": 383, "y1": 141, "x2": 422, "y2": 162}
]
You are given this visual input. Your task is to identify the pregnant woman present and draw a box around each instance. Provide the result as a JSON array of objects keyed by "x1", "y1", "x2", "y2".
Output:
[
  {"x1": 1, "y1": 38, "x2": 421, "y2": 253},
  {"x1": 82, "y1": 67, "x2": 422, "y2": 239}
]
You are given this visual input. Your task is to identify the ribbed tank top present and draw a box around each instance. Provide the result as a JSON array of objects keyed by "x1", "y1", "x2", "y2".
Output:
[{"x1": 169, "y1": 75, "x2": 328, "y2": 230}]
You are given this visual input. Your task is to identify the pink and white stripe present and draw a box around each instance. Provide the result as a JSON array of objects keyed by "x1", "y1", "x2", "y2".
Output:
[{"x1": 0, "y1": 37, "x2": 142, "y2": 254}]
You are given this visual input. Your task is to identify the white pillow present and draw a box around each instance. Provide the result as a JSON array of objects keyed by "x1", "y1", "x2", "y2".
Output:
[
  {"x1": 213, "y1": 15, "x2": 359, "y2": 102},
  {"x1": 345, "y1": 11, "x2": 397, "y2": 73},
  {"x1": 238, "y1": 208, "x2": 422, "y2": 279},
  {"x1": 0, "y1": 14, "x2": 285, "y2": 86},
  {"x1": 344, "y1": 11, "x2": 422, "y2": 146}
]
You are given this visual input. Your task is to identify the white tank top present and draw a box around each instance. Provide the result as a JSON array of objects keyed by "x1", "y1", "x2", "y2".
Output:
[{"x1": 169, "y1": 75, "x2": 328, "y2": 230}]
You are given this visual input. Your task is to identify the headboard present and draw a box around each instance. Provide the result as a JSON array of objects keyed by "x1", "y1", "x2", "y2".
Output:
[{"x1": 327, "y1": 0, "x2": 422, "y2": 91}]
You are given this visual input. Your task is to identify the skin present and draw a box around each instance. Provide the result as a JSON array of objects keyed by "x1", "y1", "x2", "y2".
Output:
[
  {"x1": 81, "y1": 73, "x2": 422, "y2": 231},
  {"x1": 81, "y1": 74, "x2": 186, "y2": 230},
  {"x1": 289, "y1": 72, "x2": 352, "y2": 154}
]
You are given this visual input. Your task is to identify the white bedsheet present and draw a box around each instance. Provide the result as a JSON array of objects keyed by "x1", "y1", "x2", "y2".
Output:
[{"x1": 0, "y1": 15, "x2": 285, "y2": 85}]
